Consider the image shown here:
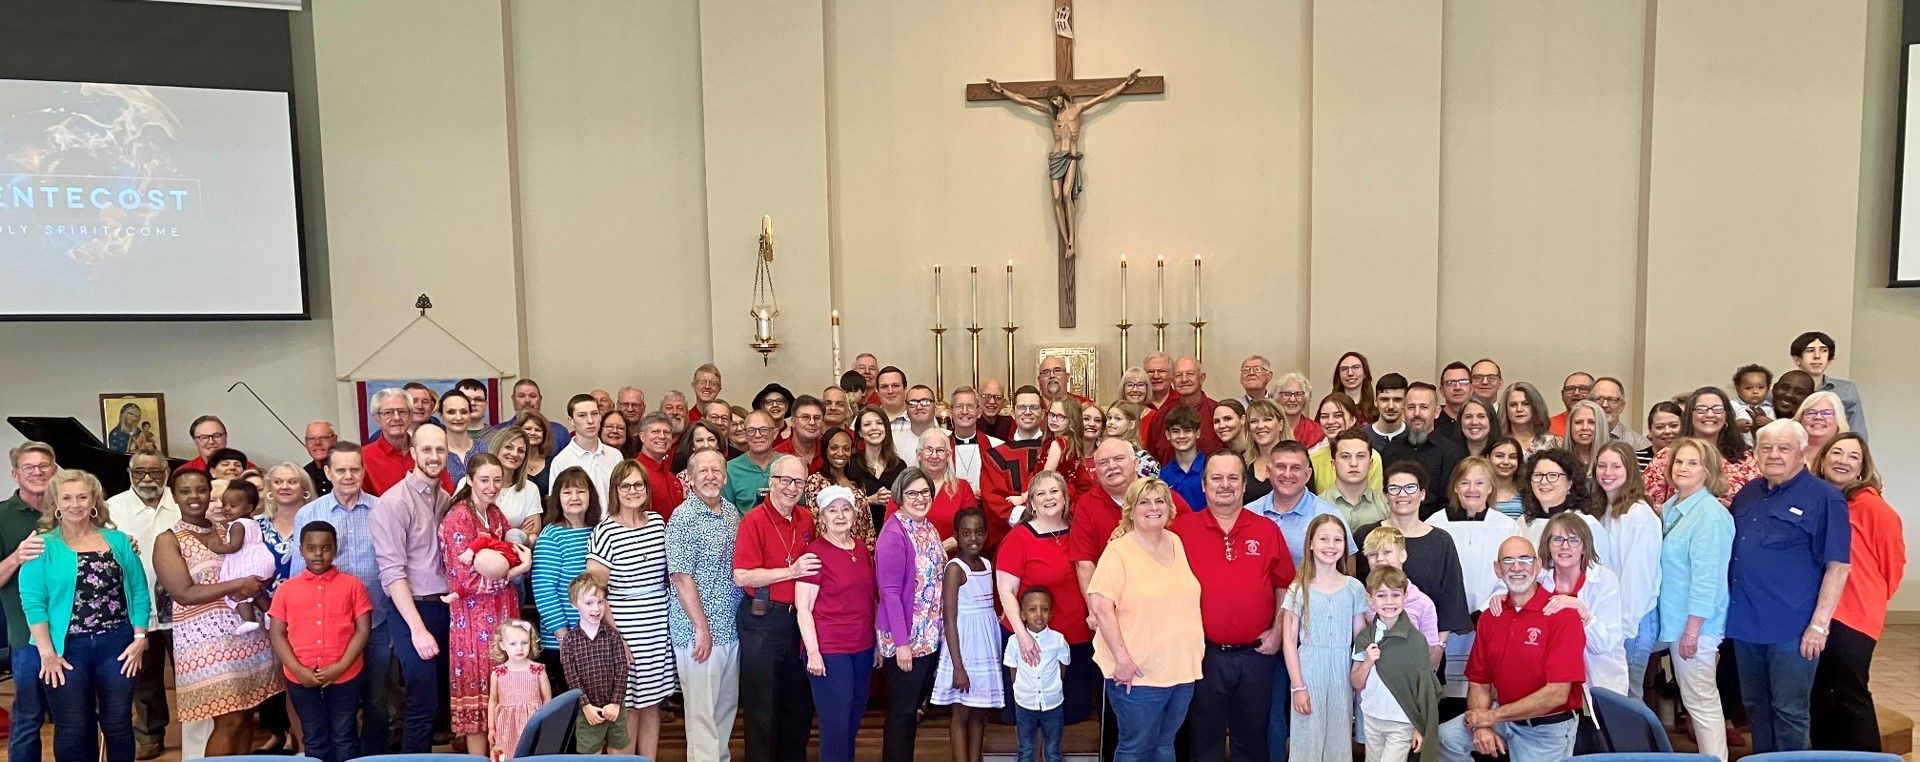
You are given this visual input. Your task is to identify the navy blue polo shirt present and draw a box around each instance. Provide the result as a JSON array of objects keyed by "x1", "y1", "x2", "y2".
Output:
[{"x1": 1725, "y1": 468, "x2": 1850, "y2": 645}]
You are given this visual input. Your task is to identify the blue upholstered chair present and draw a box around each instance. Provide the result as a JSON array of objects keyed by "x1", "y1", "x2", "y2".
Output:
[
  {"x1": 1741, "y1": 752, "x2": 1905, "y2": 762},
  {"x1": 514, "y1": 687, "x2": 584, "y2": 758}
]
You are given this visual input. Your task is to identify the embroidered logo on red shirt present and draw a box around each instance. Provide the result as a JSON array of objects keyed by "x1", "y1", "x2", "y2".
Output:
[
  {"x1": 1525, "y1": 627, "x2": 1542, "y2": 646},
  {"x1": 1244, "y1": 539, "x2": 1262, "y2": 557}
]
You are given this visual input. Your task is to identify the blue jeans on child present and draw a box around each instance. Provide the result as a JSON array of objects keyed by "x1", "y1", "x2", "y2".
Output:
[
  {"x1": 1016, "y1": 703, "x2": 1064, "y2": 762},
  {"x1": 1105, "y1": 680, "x2": 1194, "y2": 762},
  {"x1": 290, "y1": 674, "x2": 363, "y2": 762},
  {"x1": 46, "y1": 626, "x2": 137, "y2": 762}
]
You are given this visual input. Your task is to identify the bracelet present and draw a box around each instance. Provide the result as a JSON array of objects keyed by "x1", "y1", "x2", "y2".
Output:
[
  {"x1": 132, "y1": 633, "x2": 146, "y2": 640},
  {"x1": 1290, "y1": 686, "x2": 1309, "y2": 693},
  {"x1": 1809, "y1": 623, "x2": 1829, "y2": 636}
]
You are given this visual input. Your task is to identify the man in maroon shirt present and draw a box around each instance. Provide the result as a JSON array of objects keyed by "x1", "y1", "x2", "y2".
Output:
[
  {"x1": 852, "y1": 353, "x2": 883, "y2": 407},
  {"x1": 773, "y1": 396, "x2": 827, "y2": 474},
  {"x1": 1171, "y1": 452, "x2": 1293, "y2": 761},
  {"x1": 634, "y1": 412, "x2": 683, "y2": 519},
  {"x1": 178, "y1": 415, "x2": 258, "y2": 473},
  {"x1": 363, "y1": 388, "x2": 452, "y2": 496},
  {"x1": 1142, "y1": 355, "x2": 1223, "y2": 465},
  {"x1": 402, "y1": 382, "x2": 437, "y2": 432},
  {"x1": 731, "y1": 455, "x2": 816, "y2": 762},
  {"x1": 1438, "y1": 535, "x2": 1587, "y2": 761}
]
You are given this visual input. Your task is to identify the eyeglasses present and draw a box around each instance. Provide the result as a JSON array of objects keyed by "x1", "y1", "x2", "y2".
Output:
[
  {"x1": 1337, "y1": 364, "x2": 1364, "y2": 374},
  {"x1": 193, "y1": 432, "x2": 229, "y2": 442},
  {"x1": 1384, "y1": 483, "x2": 1421, "y2": 496},
  {"x1": 1039, "y1": 368, "x2": 1068, "y2": 377},
  {"x1": 1589, "y1": 395, "x2": 1623, "y2": 406},
  {"x1": 906, "y1": 399, "x2": 934, "y2": 408},
  {"x1": 617, "y1": 482, "x2": 647, "y2": 493},
  {"x1": 374, "y1": 409, "x2": 407, "y2": 420},
  {"x1": 1123, "y1": 381, "x2": 1149, "y2": 388},
  {"x1": 1242, "y1": 365, "x2": 1271, "y2": 374},
  {"x1": 1693, "y1": 404, "x2": 1727, "y2": 415},
  {"x1": 744, "y1": 427, "x2": 775, "y2": 437},
  {"x1": 1277, "y1": 391, "x2": 1306, "y2": 401},
  {"x1": 1470, "y1": 374, "x2": 1501, "y2": 384},
  {"x1": 16, "y1": 463, "x2": 53, "y2": 475},
  {"x1": 1013, "y1": 404, "x2": 1043, "y2": 413},
  {"x1": 1529, "y1": 472, "x2": 1566, "y2": 485},
  {"x1": 130, "y1": 468, "x2": 168, "y2": 479},
  {"x1": 1045, "y1": 412, "x2": 1068, "y2": 421},
  {"x1": 1802, "y1": 409, "x2": 1837, "y2": 421},
  {"x1": 1442, "y1": 379, "x2": 1471, "y2": 388},
  {"x1": 793, "y1": 414, "x2": 824, "y2": 423},
  {"x1": 1498, "y1": 555, "x2": 1537, "y2": 567},
  {"x1": 769, "y1": 475, "x2": 806, "y2": 489},
  {"x1": 901, "y1": 487, "x2": 932, "y2": 501},
  {"x1": 1548, "y1": 535, "x2": 1583, "y2": 547},
  {"x1": 1562, "y1": 385, "x2": 1591, "y2": 395},
  {"x1": 917, "y1": 446, "x2": 947, "y2": 456},
  {"x1": 304, "y1": 435, "x2": 338, "y2": 445}
]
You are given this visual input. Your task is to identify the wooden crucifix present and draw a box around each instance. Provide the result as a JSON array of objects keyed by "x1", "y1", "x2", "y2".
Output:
[{"x1": 967, "y1": 0, "x2": 1164, "y2": 329}]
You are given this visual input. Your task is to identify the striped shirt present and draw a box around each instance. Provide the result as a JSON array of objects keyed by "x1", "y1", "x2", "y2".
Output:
[{"x1": 530, "y1": 524, "x2": 593, "y2": 650}]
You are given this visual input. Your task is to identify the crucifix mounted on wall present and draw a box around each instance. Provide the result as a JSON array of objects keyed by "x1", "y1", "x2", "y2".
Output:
[{"x1": 967, "y1": 0, "x2": 1164, "y2": 329}]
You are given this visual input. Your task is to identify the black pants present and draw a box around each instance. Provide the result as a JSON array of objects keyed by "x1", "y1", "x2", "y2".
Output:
[
  {"x1": 1188, "y1": 646, "x2": 1276, "y2": 762},
  {"x1": 1811, "y1": 620, "x2": 1882, "y2": 751},
  {"x1": 132, "y1": 630, "x2": 172, "y2": 748},
  {"x1": 738, "y1": 601, "x2": 813, "y2": 762},
  {"x1": 882, "y1": 651, "x2": 939, "y2": 762}
]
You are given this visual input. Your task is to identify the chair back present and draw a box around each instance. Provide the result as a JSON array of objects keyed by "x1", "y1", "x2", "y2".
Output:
[
  {"x1": 1574, "y1": 687, "x2": 1674, "y2": 754},
  {"x1": 515, "y1": 688, "x2": 584, "y2": 758}
]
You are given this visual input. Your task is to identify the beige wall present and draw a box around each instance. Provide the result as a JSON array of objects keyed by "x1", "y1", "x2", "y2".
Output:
[{"x1": 6, "y1": 0, "x2": 1915, "y2": 609}]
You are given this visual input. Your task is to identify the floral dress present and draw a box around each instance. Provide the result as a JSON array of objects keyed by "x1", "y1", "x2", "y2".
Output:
[
  {"x1": 255, "y1": 515, "x2": 299, "y2": 589},
  {"x1": 440, "y1": 501, "x2": 522, "y2": 735}
]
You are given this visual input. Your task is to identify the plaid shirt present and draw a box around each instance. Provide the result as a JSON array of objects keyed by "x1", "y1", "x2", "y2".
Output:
[{"x1": 559, "y1": 623, "x2": 630, "y2": 708}]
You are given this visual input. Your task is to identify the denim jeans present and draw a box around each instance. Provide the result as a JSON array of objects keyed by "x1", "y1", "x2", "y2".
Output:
[
  {"x1": 806, "y1": 649, "x2": 873, "y2": 762},
  {"x1": 1733, "y1": 638, "x2": 1818, "y2": 752},
  {"x1": 1016, "y1": 704, "x2": 1064, "y2": 762},
  {"x1": 289, "y1": 674, "x2": 364, "y2": 762},
  {"x1": 46, "y1": 626, "x2": 137, "y2": 762},
  {"x1": 357, "y1": 614, "x2": 395, "y2": 757},
  {"x1": 1436, "y1": 713, "x2": 1577, "y2": 762},
  {"x1": 9, "y1": 645, "x2": 47, "y2": 762},
  {"x1": 1624, "y1": 610, "x2": 1659, "y2": 700},
  {"x1": 384, "y1": 599, "x2": 448, "y2": 753},
  {"x1": 1105, "y1": 680, "x2": 1194, "y2": 762}
]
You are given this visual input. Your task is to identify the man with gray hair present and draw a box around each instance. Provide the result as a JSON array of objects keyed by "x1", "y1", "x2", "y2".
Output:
[
  {"x1": 1143, "y1": 351, "x2": 1175, "y2": 409},
  {"x1": 106, "y1": 448, "x2": 180, "y2": 759},
  {"x1": 668, "y1": 448, "x2": 743, "y2": 761},
  {"x1": 1142, "y1": 355, "x2": 1222, "y2": 464},
  {"x1": 1, "y1": 441, "x2": 55, "y2": 762},
  {"x1": 1238, "y1": 354, "x2": 1274, "y2": 408},
  {"x1": 731, "y1": 454, "x2": 817, "y2": 762},
  {"x1": 660, "y1": 389, "x2": 691, "y2": 433},
  {"x1": 363, "y1": 387, "x2": 452, "y2": 496},
  {"x1": 302, "y1": 420, "x2": 339, "y2": 497},
  {"x1": 617, "y1": 385, "x2": 648, "y2": 426},
  {"x1": 1725, "y1": 419, "x2": 1852, "y2": 753}
]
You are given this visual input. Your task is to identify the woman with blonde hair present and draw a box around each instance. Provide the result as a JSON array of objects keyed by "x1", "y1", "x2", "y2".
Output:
[
  {"x1": 1242, "y1": 400, "x2": 1293, "y2": 503},
  {"x1": 1497, "y1": 382, "x2": 1561, "y2": 455},
  {"x1": 1116, "y1": 366, "x2": 1152, "y2": 406},
  {"x1": 1592, "y1": 440, "x2": 1663, "y2": 698},
  {"x1": 1656, "y1": 437, "x2": 1735, "y2": 761},
  {"x1": 481, "y1": 424, "x2": 544, "y2": 540},
  {"x1": 1088, "y1": 478, "x2": 1203, "y2": 758}
]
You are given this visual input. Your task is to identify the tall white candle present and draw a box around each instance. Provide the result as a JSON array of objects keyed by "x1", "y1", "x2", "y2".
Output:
[
  {"x1": 1006, "y1": 260, "x2": 1015, "y2": 325},
  {"x1": 1193, "y1": 255, "x2": 1202, "y2": 318},
  {"x1": 933, "y1": 264, "x2": 943, "y2": 328},
  {"x1": 831, "y1": 309, "x2": 843, "y2": 374},
  {"x1": 1120, "y1": 255, "x2": 1129, "y2": 322},
  {"x1": 1155, "y1": 254, "x2": 1166, "y2": 323},
  {"x1": 970, "y1": 266, "x2": 979, "y2": 327}
]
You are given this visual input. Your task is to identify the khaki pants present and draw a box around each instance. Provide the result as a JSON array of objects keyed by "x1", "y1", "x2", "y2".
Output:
[
  {"x1": 676, "y1": 642, "x2": 741, "y2": 762},
  {"x1": 1364, "y1": 715, "x2": 1416, "y2": 762},
  {"x1": 1675, "y1": 634, "x2": 1728, "y2": 761}
]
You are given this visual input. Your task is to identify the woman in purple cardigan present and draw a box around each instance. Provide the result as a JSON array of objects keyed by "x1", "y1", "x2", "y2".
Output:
[{"x1": 874, "y1": 467, "x2": 946, "y2": 762}]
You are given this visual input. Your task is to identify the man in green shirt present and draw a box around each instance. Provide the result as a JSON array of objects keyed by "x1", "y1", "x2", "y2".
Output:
[{"x1": 1, "y1": 441, "x2": 54, "y2": 762}]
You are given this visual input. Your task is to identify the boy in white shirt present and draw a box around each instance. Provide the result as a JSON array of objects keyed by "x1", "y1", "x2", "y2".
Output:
[
  {"x1": 1351, "y1": 567, "x2": 1442, "y2": 762},
  {"x1": 1002, "y1": 586, "x2": 1071, "y2": 762}
]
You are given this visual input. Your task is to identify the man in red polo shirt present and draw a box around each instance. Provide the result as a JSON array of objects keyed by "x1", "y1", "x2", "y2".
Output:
[
  {"x1": 1069, "y1": 438, "x2": 1193, "y2": 597},
  {"x1": 730, "y1": 455, "x2": 816, "y2": 762},
  {"x1": 362, "y1": 388, "x2": 453, "y2": 496},
  {"x1": 634, "y1": 412, "x2": 683, "y2": 520},
  {"x1": 1170, "y1": 451, "x2": 1292, "y2": 761},
  {"x1": 687, "y1": 363, "x2": 724, "y2": 424},
  {"x1": 1438, "y1": 535, "x2": 1587, "y2": 762},
  {"x1": 773, "y1": 396, "x2": 827, "y2": 474},
  {"x1": 1141, "y1": 355, "x2": 1223, "y2": 465}
]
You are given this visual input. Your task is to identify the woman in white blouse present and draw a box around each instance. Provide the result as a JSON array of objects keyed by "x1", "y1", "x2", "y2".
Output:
[
  {"x1": 1427, "y1": 456, "x2": 1521, "y2": 699},
  {"x1": 1593, "y1": 441, "x2": 1662, "y2": 699}
]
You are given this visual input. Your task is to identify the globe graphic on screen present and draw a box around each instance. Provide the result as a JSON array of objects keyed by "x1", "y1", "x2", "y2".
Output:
[{"x1": 1, "y1": 82, "x2": 181, "y2": 268}]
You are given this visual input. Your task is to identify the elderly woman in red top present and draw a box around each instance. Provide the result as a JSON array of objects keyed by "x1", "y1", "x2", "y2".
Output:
[
  {"x1": 1810, "y1": 433, "x2": 1906, "y2": 751},
  {"x1": 1644, "y1": 387, "x2": 1759, "y2": 507},
  {"x1": 439, "y1": 454, "x2": 531, "y2": 754},
  {"x1": 911, "y1": 429, "x2": 978, "y2": 547},
  {"x1": 994, "y1": 470, "x2": 1102, "y2": 726},
  {"x1": 796, "y1": 486, "x2": 878, "y2": 762}
]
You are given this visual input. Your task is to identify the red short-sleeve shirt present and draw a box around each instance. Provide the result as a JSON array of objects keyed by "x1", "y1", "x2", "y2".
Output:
[
  {"x1": 733, "y1": 500, "x2": 816, "y2": 605},
  {"x1": 1171, "y1": 509, "x2": 1295, "y2": 644},
  {"x1": 997, "y1": 523, "x2": 1091, "y2": 643},
  {"x1": 1068, "y1": 488, "x2": 1193, "y2": 565},
  {"x1": 799, "y1": 537, "x2": 877, "y2": 654},
  {"x1": 267, "y1": 568, "x2": 374, "y2": 683},
  {"x1": 1465, "y1": 588, "x2": 1587, "y2": 713}
]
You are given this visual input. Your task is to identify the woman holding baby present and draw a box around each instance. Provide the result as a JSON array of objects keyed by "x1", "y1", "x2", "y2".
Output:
[{"x1": 440, "y1": 453, "x2": 533, "y2": 754}]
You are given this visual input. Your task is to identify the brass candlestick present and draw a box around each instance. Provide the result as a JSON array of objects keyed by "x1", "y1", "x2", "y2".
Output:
[
  {"x1": 931, "y1": 326, "x2": 948, "y2": 400},
  {"x1": 1190, "y1": 319, "x2": 1208, "y2": 364},
  {"x1": 1152, "y1": 319, "x2": 1170, "y2": 352},
  {"x1": 967, "y1": 325, "x2": 985, "y2": 389},
  {"x1": 1116, "y1": 319, "x2": 1134, "y2": 370},
  {"x1": 1002, "y1": 322, "x2": 1020, "y2": 383}
]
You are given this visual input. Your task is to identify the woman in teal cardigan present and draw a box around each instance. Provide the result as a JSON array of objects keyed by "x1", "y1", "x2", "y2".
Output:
[{"x1": 21, "y1": 468, "x2": 150, "y2": 762}]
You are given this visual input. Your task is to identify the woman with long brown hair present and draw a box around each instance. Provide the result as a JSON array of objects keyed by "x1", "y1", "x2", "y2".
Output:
[
  {"x1": 1810, "y1": 433, "x2": 1907, "y2": 751},
  {"x1": 1331, "y1": 351, "x2": 1378, "y2": 424},
  {"x1": 440, "y1": 453, "x2": 531, "y2": 753}
]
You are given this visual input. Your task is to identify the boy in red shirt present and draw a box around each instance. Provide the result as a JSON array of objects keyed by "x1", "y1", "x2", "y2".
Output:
[{"x1": 268, "y1": 521, "x2": 373, "y2": 762}]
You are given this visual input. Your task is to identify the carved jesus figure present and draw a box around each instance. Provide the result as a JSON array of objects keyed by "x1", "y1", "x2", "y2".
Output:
[{"x1": 987, "y1": 68, "x2": 1140, "y2": 259}]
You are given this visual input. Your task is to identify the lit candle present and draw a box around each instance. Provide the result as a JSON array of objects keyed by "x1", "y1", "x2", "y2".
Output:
[
  {"x1": 1006, "y1": 259, "x2": 1015, "y2": 325},
  {"x1": 1120, "y1": 254, "x2": 1129, "y2": 322},
  {"x1": 970, "y1": 266, "x2": 979, "y2": 327},
  {"x1": 831, "y1": 309, "x2": 843, "y2": 374},
  {"x1": 762, "y1": 215, "x2": 772, "y2": 244},
  {"x1": 934, "y1": 264, "x2": 943, "y2": 328},
  {"x1": 1193, "y1": 254, "x2": 1202, "y2": 317},
  {"x1": 1155, "y1": 254, "x2": 1166, "y2": 323}
]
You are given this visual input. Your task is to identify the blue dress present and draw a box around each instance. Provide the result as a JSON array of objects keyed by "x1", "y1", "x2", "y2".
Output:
[{"x1": 1284, "y1": 576, "x2": 1368, "y2": 761}]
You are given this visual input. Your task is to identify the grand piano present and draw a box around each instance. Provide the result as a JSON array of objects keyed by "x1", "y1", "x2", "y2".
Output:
[{"x1": 8, "y1": 416, "x2": 189, "y2": 495}]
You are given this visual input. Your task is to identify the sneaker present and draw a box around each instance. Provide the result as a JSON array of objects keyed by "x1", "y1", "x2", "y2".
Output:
[{"x1": 234, "y1": 621, "x2": 261, "y2": 635}]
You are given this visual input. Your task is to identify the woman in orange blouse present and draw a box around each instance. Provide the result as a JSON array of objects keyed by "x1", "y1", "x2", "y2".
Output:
[
  {"x1": 1643, "y1": 387, "x2": 1759, "y2": 507},
  {"x1": 1810, "y1": 433, "x2": 1906, "y2": 751}
]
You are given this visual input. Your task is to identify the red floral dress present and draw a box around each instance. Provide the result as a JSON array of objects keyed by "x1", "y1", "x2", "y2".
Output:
[{"x1": 440, "y1": 501, "x2": 521, "y2": 734}]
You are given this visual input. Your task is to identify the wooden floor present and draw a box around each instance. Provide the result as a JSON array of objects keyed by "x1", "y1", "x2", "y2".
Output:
[{"x1": 3, "y1": 624, "x2": 1915, "y2": 761}]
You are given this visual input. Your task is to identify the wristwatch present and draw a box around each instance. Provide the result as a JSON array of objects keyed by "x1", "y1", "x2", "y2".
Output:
[{"x1": 1808, "y1": 623, "x2": 1829, "y2": 636}]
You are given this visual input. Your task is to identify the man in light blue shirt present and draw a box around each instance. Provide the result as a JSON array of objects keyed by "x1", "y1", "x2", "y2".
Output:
[
  {"x1": 291, "y1": 442, "x2": 392, "y2": 756},
  {"x1": 1241, "y1": 439, "x2": 1353, "y2": 762},
  {"x1": 1244, "y1": 440, "x2": 1355, "y2": 565}
]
